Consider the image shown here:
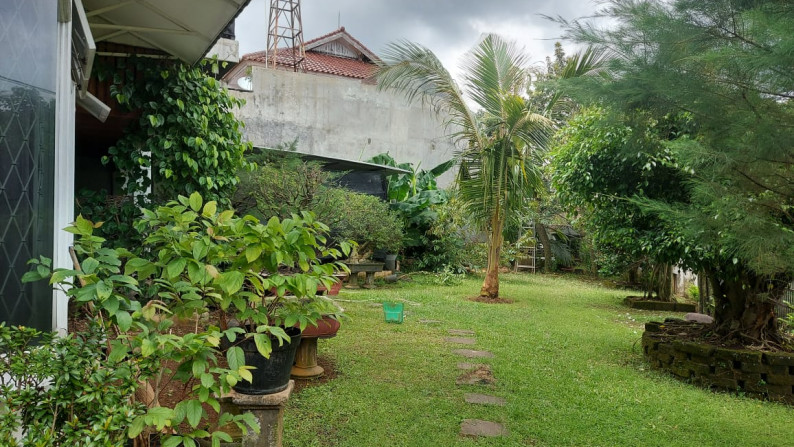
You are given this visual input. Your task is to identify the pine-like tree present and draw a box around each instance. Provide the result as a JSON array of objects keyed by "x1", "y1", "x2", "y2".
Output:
[{"x1": 558, "y1": 0, "x2": 794, "y2": 345}]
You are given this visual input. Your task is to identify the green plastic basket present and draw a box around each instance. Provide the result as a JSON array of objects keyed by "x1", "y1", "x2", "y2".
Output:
[{"x1": 383, "y1": 301, "x2": 404, "y2": 324}]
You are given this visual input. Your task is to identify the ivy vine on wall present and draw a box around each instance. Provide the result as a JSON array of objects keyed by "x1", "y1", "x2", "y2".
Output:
[{"x1": 102, "y1": 58, "x2": 251, "y2": 206}]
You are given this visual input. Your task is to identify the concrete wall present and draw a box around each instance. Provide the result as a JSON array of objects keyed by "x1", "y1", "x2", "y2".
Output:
[{"x1": 230, "y1": 66, "x2": 458, "y2": 186}]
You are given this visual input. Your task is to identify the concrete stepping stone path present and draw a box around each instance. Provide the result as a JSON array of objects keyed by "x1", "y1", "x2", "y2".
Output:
[
  {"x1": 444, "y1": 336, "x2": 476, "y2": 345},
  {"x1": 452, "y1": 349, "x2": 494, "y2": 358},
  {"x1": 448, "y1": 329, "x2": 475, "y2": 336},
  {"x1": 456, "y1": 365, "x2": 496, "y2": 385},
  {"x1": 460, "y1": 419, "x2": 509, "y2": 438},
  {"x1": 447, "y1": 328, "x2": 508, "y2": 438},
  {"x1": 418, "y1": 319, "x2": 442, "y2": 324},
  {"x1": 464, "y1": 393, "x2": 506, "y2": 406}
]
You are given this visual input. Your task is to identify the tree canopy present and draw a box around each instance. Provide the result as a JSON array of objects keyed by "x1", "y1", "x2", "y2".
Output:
[{"x1": 557, "y1": 0, "x2": 794, "y2": 345}]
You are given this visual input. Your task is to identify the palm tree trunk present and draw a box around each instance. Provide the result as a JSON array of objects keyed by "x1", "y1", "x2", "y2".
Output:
[{"x1": 480, "y1": 214, "x2": 504, "y2": 298}]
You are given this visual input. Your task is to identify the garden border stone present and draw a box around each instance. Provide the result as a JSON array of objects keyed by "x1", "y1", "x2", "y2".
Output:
[
  {"x1": 642, "y1": 322, "x2": 794, "y2": 404},
  {"x1": 625, "y1": 297, "x2": 696, "y2": 312}
]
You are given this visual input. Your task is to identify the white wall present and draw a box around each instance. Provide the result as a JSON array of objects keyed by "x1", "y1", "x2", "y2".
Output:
[{"x1": 230, "y1": 66, "x2": 458, "y2": 186}]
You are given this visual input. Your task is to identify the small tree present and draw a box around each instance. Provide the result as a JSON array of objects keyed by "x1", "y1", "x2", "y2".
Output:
[
  {"x1": 551, "y1": 107, "x2": 693, "y2": 300},
  {"x1": 376, "y1": 35, "x2": 551, "y2": 299}
]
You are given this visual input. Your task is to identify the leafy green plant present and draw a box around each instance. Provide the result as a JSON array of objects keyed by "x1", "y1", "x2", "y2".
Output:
[
  {"x1": 20, "y1": 193, "x2": 350, "y2": 446},
  {"x1": 233, "y1": 149, "x2": 334, "y2": 222},
  {"x1": 687, "y1": 284, "x2": 699, "y2": 301},
  {"x1": 75, "y1": 188, "x2": 142, "y2": 249},
  {"x1": 23, "y1": 216, "x2": 257, "y2": 446},
  {"x1": 0, "y1": 323, "x2": 140, "y2": 446},
  {"x1": 368, "y1": 153, "x2": 457, "y2": 271},
  {"x1": 134, "y1": 192, "x2": 351, "y2": 342},
  {"x1": 430, "y1": 265, "x2": 465, "y2": 286},
  {"x1": 312, "y1": 188, "x2": 403, "y2": 260},
  {"x1": 102, "y1": 58, "x2": 251, "y2": 207}
]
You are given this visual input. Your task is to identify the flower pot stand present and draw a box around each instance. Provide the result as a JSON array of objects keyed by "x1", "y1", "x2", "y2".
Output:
[
  {"x1": 345, "y1": 262, "x2": 384, "y2": 288},
  {"x1": 291, "y1": 317, "x2": 341, "y2": 379},
  {"x1": 215, "y1": 381, "x2": 294, "y2": 447},
  {"x1": 290, "y1": 337, "x2": 324, "y2": 379}
]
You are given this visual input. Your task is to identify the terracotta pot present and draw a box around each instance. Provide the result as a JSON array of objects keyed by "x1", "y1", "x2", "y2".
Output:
[{"x1": 298, "y1": 315, "x2": 341, "y2": 339}]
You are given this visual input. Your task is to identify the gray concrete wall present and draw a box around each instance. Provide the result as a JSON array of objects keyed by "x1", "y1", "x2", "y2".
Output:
[{"x1": 230, "y1": 66, "x2": 458, "y2": 186}]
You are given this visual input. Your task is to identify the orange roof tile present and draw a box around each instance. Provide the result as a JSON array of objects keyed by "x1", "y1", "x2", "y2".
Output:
[{"x1": 241, "y1": 27, "x2": 378, "y2": 80}]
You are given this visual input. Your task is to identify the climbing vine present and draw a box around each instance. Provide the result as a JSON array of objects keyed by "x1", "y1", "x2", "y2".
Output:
[{"x1": 103, "y1": 58, "x2": 251, "y2": 206}]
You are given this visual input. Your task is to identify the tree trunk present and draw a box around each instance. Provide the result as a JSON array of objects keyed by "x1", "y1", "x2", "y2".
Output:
[
  {"x1": 656, "y1": 263, "x2": 673, "y2": 302},
  {"x1": 696, "y1": 271, "x2": 710, "y2": 315},
  {"x1": 709, "y1": 267, "x2": 784, "y2": 346},
  {"x1": 536, "y1": 223, "x2": 553, "y2": 274},
  {"x1": 480, "y1": 215, "x2": 504, "y2": 299}
]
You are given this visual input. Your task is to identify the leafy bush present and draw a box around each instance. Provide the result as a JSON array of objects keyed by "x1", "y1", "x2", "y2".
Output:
[
  {"x1": 313, "y1": 188, "x2": 403, "y2": 258},
  {"x1": 233, "y1": 148, "x2": 333, "y2": 222},
  {"x1": 75, "y1": 188, "x2": 142, "y2": 249},
  {"x1": 0, "y1": 323, "x2": 141, "y2": 446},
  {"x1": 234, "y1": 150, "x2": 402, "y2": 260},
  {"x1": 368, "y1": 153, "x2": 456, "y2": 271},
  {"x1": 20, "y1": 193, "x2": 350, "y2": 446}
]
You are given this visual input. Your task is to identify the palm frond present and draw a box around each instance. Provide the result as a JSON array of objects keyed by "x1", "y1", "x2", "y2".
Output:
[
  {"x1": 375, "y1": 40, "x2": 482, "y2": 148},
  {"x1": 462, "y1": 34, "x2": 531, "y2": 116}
]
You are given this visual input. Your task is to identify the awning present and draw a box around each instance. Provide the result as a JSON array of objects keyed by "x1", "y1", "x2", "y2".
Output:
[
  {"x1": 83, "y1": 0, "x2": 250, "y2": 65},
  {"x1": 255, "y1": 147, "x2": 411, "y2": 175}
]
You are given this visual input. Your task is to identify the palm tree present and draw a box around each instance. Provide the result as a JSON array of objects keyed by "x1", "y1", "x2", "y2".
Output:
[{"x1": 375, "y1": 35, "x2": 552, "y2": 299}]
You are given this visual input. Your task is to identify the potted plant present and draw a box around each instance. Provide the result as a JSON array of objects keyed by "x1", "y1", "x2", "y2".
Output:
[
  {"x1": 22, "y1": 212, "x2": 260, "y2": 446},
  {"x1": 133, "y1": 192, "x2": 351, "y2": 395}
]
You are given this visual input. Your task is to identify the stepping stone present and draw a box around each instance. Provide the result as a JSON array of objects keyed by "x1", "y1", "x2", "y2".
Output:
[
  {"x1": 456, "y1": 365, "x2": 496, "y2": 385},
  {"x1": 418, "y1": 319, "x2": 442, "y2": 324},
  {"x1": 444, "y1": 336, "x2": 476, "y2": 345},
  {"x1": 465, "y1": 393, "x2": 506, "y2": 406},
  {"x1": 448, "y1": 329, "x2": 475, "y2": 336},
  {"x1": 460, "y1": 419, "x2": 508, "y2": 438},
  {"x1": 452, "y1": 349, "x2": 494, "y2": 359},
  {"x1": 684, "y1": 312, "x2": 714, "y2": 324},
  {"x1": 457, "y1": 362, "x2": 478, "y2": 370}
]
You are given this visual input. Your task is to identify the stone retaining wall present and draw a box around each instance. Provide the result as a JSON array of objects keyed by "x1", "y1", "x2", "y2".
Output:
[
  {"x1": 642, "y1": 321, "x2": 794, "y2": 404},
  {"x1": 625, "y1": 297, "x2": 696, "y2": 312}
]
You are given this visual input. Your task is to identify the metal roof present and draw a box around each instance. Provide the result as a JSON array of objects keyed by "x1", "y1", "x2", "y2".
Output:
[
  {"x1": 254, "y1": 147, "x2": 411, "y2": 175},
  {"x1": 83, "y1": 0, "x2": 250, "y2": 65}
]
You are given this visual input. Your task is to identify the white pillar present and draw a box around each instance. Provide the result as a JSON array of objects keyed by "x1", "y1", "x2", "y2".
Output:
[{"x1": 53, "y1": 0, "x2": 75, "y2": 335}]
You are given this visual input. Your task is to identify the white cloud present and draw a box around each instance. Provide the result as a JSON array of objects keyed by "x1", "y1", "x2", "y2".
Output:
[{"x1": 234, "y1": 0, "x2": 601, "y2": 82}]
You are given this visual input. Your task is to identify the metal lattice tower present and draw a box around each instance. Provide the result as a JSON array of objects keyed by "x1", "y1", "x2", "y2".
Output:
[{"x1": 266, "y1": 0, "x2": 304, "y2": 71}]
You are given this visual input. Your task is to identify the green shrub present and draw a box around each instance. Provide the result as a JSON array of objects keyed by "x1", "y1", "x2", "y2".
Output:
[
  {"x1": 687, "y1": 284, "x2": 700, "y2": 300},
  {"x1": 0, "y1": 324, "x2": 141, "y2": 446},
  {"x1": 313, "y1": 188, "x2": 404, "y2": 257},
  {"x1": 233, "y1": 151, "x2": 332, "y2": 221}
]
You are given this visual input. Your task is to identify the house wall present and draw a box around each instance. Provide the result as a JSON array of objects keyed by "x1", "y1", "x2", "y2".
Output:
[{"x1": 231, "y1": 66, "x2": 458, "y2": 186}]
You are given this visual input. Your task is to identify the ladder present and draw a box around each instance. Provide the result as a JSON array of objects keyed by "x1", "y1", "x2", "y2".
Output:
[{"x1": 514, "y1": 221, "x2": 538, "y2": 273}]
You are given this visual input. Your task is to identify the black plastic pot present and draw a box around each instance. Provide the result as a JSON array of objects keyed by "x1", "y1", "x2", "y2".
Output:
[{"x1": 232, "y1": 327, "x2": 302, "y2": 395}]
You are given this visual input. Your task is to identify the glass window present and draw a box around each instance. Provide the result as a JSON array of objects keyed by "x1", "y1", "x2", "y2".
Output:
[{"x1": 0, "y1": 0, "x2": 57, "y2": 330}]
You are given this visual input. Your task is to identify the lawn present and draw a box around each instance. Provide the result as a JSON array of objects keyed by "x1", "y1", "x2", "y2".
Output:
[{"x1": 283, "y1": 274, "x2": 794, "y2": 447}]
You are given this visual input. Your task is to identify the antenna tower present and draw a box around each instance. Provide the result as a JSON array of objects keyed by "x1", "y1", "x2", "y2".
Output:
[{"x1": 266, "y1": 0, "x2": 305, "y2": 71}]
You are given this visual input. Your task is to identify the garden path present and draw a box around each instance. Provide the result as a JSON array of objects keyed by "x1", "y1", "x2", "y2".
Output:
[{"x1": 449, "y1": 329, "x2": 509, "y2": 438}]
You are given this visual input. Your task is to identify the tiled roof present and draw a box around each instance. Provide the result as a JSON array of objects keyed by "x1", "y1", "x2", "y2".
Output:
[
  {"x1": 303, "y1": 27, "x2": 377, "y2": 61},
  {"x1": 241, "y1": 27, "x2": 378, "y2": 80}
]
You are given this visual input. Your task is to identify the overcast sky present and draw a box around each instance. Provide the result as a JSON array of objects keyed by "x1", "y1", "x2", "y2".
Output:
[{"x1": 235, "y1": 0, "x2": 602, "y2": 79}]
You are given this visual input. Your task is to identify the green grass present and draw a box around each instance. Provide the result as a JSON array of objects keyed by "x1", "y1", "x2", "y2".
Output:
[{"x1": 283, "y1": 274, "x2": 794, "y2": 447}]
